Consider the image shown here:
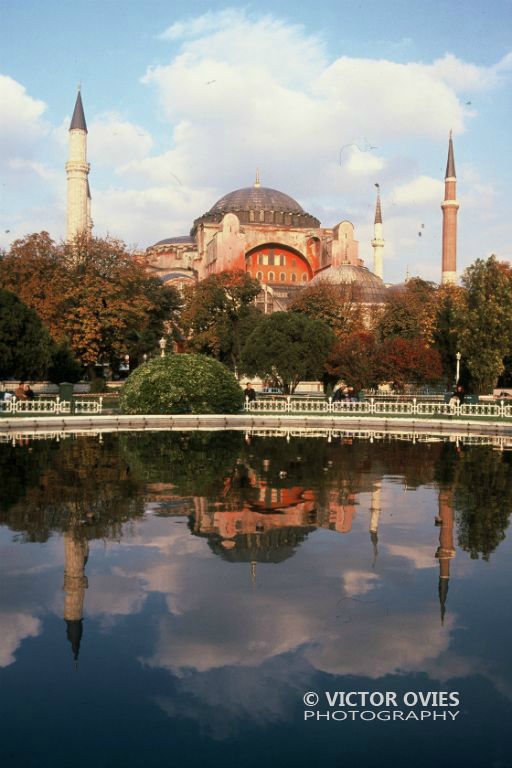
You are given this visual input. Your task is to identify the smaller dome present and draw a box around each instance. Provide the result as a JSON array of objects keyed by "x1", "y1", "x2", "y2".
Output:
[
  {"x1": 310, "y1": 265, "x2": 387, "y2": 303},
  {"x1": 151, "y1": 235, "x2": 194, "y2": 247}
]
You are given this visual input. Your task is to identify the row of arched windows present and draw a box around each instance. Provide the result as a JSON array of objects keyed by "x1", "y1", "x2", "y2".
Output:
[{"x1": 253, "y1": 271, "x2": 308, "y2": 283}]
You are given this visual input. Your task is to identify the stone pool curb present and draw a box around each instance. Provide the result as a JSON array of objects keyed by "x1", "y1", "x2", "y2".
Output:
[{"x1": 2, "y1": 413, "x2": 512, "y2": 437}]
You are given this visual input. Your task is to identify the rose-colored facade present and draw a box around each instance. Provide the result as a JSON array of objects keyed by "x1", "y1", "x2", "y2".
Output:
[{"x1": 146, "y1": 181, "x2": 364, "y2": 310}]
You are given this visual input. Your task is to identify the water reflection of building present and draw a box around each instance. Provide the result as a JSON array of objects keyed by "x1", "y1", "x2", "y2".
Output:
[
  {"x1": 190, "y1": 455, "x2": 365, "y2": 565},
  {"x1": 435, "y1": 489, "x2": 456, "y2": 624},
  {"x1": 192, "y1": 494, "x2": 316, "y2": 564},
  {"x1": 63, "y1": 532, "x2": 88, "y2": 665}
]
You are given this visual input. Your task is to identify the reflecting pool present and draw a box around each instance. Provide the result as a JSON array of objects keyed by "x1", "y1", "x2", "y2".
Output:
[{"x1": 1, "y1": 431, "x2": 512, "y2": 768}]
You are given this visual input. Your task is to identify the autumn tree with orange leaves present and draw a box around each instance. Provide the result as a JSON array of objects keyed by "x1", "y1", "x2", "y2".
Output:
[{"x1": 0, "y1": 232, "x2": 181, "y2": 377}]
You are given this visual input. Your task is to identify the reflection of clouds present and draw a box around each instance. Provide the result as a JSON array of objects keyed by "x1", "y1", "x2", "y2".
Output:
[
  {"x1": 343, "y1": 569, "x2": 380, "y2": 597},
  {"x1": 385, "y1": 544, "x2": 438, "y2": 570},
  {"x1": 134, "y1": 516, "x2": 453, "y2": 681},
  {"x1": 153, "y1": 655, "x2": 311, "y2": 741},
  {"x1": 144, "y1": 596, "x2": 315, "y2": 673},
  {"x1": 86, "y1": 568, "x2": 147, "y2": 620},
  {"x1": 0, "y1": 612, "x2": 41, "y2": 667},
  {"x1": 306, "y1": 612, "x2": 454, "y2": 678},
  {"x1": 120, "y1": 519, "x2": 206, "y2": 617}
]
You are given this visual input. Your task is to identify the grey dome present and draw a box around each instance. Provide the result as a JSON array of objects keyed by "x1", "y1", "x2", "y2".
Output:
[
  {"x1": 211, "y1": 186, "x2": 305, "y2": 215},
  {"x1": 192, "y1": 185, "x2": 320, "y2": 232},
  {"x1": 310, "y1": 265, "x2": 387, "y2": 303},
  {"x1": 152, "y1": 235, "x2": 194, "y2": 247}
]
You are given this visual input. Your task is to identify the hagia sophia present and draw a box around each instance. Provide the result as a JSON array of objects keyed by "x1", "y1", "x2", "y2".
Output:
[{"x1": 66, "y1": 89, "x2": 459, "y2": 310}]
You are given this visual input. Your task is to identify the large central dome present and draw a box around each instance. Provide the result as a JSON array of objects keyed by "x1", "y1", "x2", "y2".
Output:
[
  {"x1": 211, "y1": 186, "x2": 305, "y2": 215},
  {"x1": 192, "y1": 183, "x2": 320, "y2": 232}
]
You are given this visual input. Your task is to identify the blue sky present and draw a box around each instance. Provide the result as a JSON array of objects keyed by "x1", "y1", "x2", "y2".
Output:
[{"x1": 1, "y1": 0, "x2": 511, "y2": 282}]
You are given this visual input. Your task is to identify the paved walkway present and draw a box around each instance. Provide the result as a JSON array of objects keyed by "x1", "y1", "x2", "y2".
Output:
[{"x1": 1, "y1": 413, "x2": 512, "y2": 438}]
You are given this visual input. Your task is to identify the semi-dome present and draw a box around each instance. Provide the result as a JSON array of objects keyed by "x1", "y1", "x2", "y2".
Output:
[
  {"x1": 192, "y1": 183, "x2": 320, "y2": 232},
  {"x1": 310, "y1": 264, "x2": 387, "y2": 304}
]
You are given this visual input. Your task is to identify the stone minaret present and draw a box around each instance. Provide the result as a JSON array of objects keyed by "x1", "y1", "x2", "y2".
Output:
[
  {"x1": 66, "y1": 87, "x2": 91, "y2": 242},
  {"x1": 371, "y1": 184, "x2": 384, "y2": 280},
  {"x1": 441, "y1": 133, "x2": 459, "y2": 285}
]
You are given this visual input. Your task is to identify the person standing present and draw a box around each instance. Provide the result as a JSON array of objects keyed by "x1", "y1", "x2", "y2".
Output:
[{"x1": 244, "y1": 382, "x2": 257, "y2": 402}]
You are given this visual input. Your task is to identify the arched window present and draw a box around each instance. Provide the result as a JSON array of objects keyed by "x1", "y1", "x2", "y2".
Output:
[
  {"x1": 257, "y1": 271, "x2": 263, "y2": 281},
  {"x1": 280, "y1": 272, "x2": 286, "y2": 282},
  {"x1": 291, "y1": 273, "x2": 297, "y2": 282},
  {"x1": 268, "y1": 271, "x2": 275, "y2": 281},
  {"x1": 302, "y1": 273, "x2": 308, "y2": 282}
]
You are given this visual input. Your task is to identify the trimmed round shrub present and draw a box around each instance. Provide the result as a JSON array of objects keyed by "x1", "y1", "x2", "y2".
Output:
[{"x1": 119, "y1": 353, "x2": 245, "y2": 414}]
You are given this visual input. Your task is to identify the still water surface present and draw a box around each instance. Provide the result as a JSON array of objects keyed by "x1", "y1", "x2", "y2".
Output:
[{"x1": 1, "y1": 431, "x2": 511, "y2": 768}]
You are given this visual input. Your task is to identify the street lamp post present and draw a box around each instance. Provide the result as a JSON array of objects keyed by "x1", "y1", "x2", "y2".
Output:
[
  {"x1": 455, "y1": 351, "x2": 461, "y2": 385},
  {"x1": 159, "y1": 337, "x2": 167, "y2": 357}
]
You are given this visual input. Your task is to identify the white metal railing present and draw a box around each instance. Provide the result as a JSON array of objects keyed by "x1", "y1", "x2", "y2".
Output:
[
  {"x1": 244, "y1": 396, "x2": 512, "y2": 419},
  {"x1": 4, "y1": 398, "x2": 67, "y2": 414},
  {"x1": 74, "y1": 398, "x2": 103, "y2": 414},
  {"x1": 1, "y1": 396, "x2": 103, "y2": 415}
]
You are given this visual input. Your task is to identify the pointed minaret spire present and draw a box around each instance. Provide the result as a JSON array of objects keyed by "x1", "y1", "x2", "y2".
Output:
[
  {"x1": 445, "y1": 129, "x2": 456, "y2": 178},
  {"x1": 441, "y1": 132, "x2": 459, "y2": 285},
  {"x1": 371, "y1": 184, "x2": 384, "y2": 280},
  {"x1": 66, "y1": 88, "x2": 91, "y2": 242},
  {"x1": 254, "y1": 168, "x2": 261, "y2": 188},
  {"x1": 69, "y1": 89, "x2": 88, "y2": 132}
]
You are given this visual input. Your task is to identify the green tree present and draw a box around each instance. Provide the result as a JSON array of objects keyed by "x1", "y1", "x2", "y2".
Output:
[
  {"x1": 432, "y1": 284, "x2": 464, "y2": 386},
  {"x1": 47, "y1": 341, "x2": 82, "y2": 384},
  {"x1": 119, "y1": 353, "x2": 244, "y2": 414},
  {"x1": 454, "y1": 447, "x2": 512, "y2": 560},
  {"x1": 181, "y1": 270, "x2": 262, "y2": 372},
  {"x1": 241, "y1": 311, "x2": 336, "y2": 393},
  {"x1": 0, "y1": 289, "x2": 53, "y2": 379},
  {"x1": 457, "y1": 256, "x2": 512, "y2": 393}
]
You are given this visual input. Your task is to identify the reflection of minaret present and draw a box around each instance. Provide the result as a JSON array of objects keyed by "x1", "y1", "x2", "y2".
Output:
[
  {"x1": 251, "y1": 560, "x2": 257, "y2": 585},
  {"x1": 369, "y1": 483, "x2": 381, "y2": 566},
  {"x1": 441, "y1": 132, "x2": 459, "y2": 285},
  {"x1": 371, "y1": 184, "x2": 384, "y2": 280},
  {"x1": 63, "y1": 532, "x2": 89, "y2": 665},
  {"x1": 435, "y1": 489, "x2": 456, "y2": 624}
]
